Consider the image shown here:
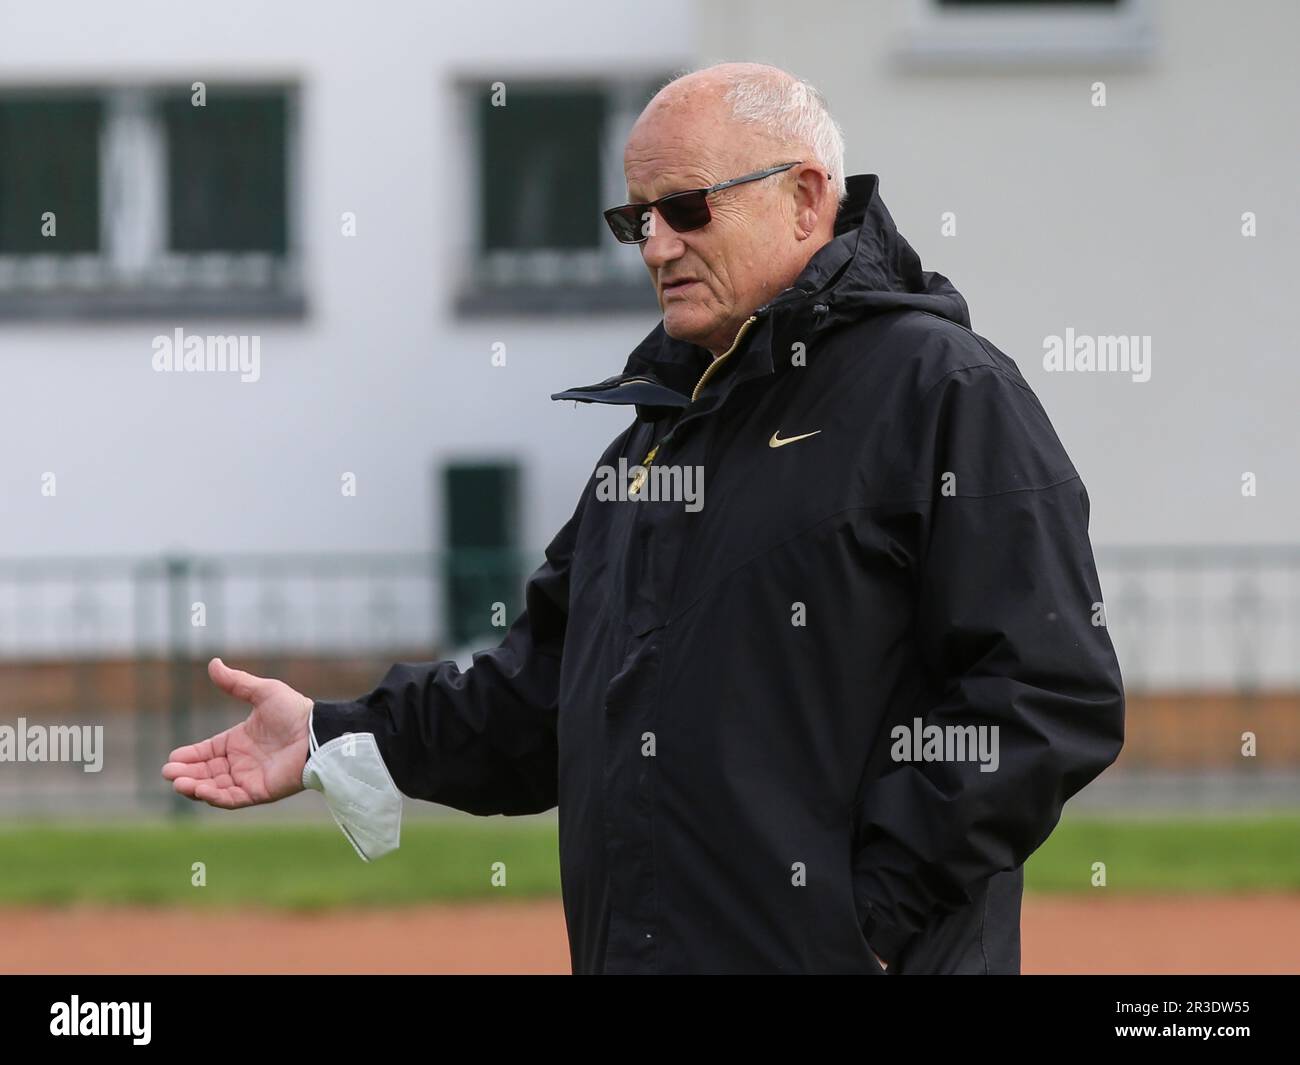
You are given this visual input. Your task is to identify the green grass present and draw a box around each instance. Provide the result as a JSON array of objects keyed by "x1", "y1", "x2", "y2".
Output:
[
  {"x1": 1025, "y1": 814, "x2": 1300, "y2": 893},
  {"x1": 0, "y1": 818, "x2": 560, "y2": 910},
  {"x1": 0, "y1": 814, "x2": 1296, "y2": 910}
]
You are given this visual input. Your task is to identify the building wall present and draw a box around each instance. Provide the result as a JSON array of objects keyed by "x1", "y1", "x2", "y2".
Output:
[
  {"x1": 698, "y1": 0, "x2": 1299, "y2": 549},
  {"x1": 2, "y1": 1, "x2": 1296, "y2": 681},
  {"x1": 0, "y1": 0, "x2": 691, "y2": 566}
]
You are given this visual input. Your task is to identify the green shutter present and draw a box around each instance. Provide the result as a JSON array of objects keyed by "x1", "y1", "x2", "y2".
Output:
[
  {"x1": 479, "y1": 88, "x2": 605, "y2": 251},
  {"x1": 0, "y1": 96, "x2": 102, "y2": 254},
  {"x1": 443, "y1": 462, "x2": 522, "y2": 645},
  {"x1": 164, "y1": 92, "x2": 287, "y2": 253}
]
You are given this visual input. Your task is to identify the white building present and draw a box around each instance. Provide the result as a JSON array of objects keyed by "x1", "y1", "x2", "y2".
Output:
[
  {"x1": 1, "y1": 0, "x2": 1296, "y2": 687},
  {"x1": 0, "y1": 0, "x2": 691, "y2": 655},
  {"x1": 694, "y1": 0, "x2": 1300, "y2": 688}
]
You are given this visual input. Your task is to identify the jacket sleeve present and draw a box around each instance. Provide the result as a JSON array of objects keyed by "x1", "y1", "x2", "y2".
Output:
[
  {"x1": 309, "y1": 492, "x2": 586, "y2": 817},
  {"x1": 852, "y1": 363, "x2": 1125, "y2": 962}
]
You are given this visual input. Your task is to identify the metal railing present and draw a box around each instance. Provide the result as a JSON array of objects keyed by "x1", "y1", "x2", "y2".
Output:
[
  {"x1": 0, "y1": 545, "x2": 1297, "y2": 816},
  {"x1": 0, "y1": 549, "x2": 525, "y2": 816},
  {"x1": 1098, "y1": 545, "x2": 1300, "y2": 693}
]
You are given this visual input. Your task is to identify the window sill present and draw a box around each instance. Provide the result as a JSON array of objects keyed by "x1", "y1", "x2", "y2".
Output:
[
  {"x1": 894, "y1": 0, "x2": 1156, "y2": 72},
  {"x1": 454, "y1": 281, "x2": 658, "y2": 318},
  {"x1": 0, "y1": 289, "x2": 307, "y2": 321},
  {"x1": 894, "y1": 34, "x2": 1156, "y2": 71}
]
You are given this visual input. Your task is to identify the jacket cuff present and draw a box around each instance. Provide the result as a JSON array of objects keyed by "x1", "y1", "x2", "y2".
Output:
[
  {"x1": 310, "y1": 698, "x2": 379, "y2": 746},
  {"x1": 302, "y1": 704, "x2": 317, "y2": 790}
]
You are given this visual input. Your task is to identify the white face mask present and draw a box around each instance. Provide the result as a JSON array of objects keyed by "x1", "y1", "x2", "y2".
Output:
[{"x1": 302, "y1": 709, "x2": 402, "y2": 862}]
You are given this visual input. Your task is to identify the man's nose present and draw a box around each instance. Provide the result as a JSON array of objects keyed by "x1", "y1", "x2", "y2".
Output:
[{"x1": 641, "y1": 208, "x2": 685, "y2": 268}]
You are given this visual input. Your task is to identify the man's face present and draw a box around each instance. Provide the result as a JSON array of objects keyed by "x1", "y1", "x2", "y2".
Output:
[{"x1": 623, "y1": 106, "x2": 799, "y2": 357}]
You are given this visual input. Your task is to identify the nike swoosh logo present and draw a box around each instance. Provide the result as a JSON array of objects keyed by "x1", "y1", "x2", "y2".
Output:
[{"x1": 769, "y1": 429, "x2": 822, "y2": 449}]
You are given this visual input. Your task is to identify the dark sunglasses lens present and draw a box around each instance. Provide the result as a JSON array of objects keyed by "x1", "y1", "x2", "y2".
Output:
[
  {"x1": 658, "y1": 191, "x2": 711, "y2": 233},
  {"x1": 604, "y1": 206, "x2": 647, "y2": 243}
]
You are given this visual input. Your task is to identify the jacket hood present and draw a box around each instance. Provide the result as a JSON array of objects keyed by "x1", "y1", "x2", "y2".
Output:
[
  {"x1": 617, "y1": 174, "x2": 969, "y2": 385},
  {"x1": 552, "y1": 174, "x2": 970, "y2": 410},
  {"x1": 803, "y1": 172, "x2": 970, "y2": 335}
]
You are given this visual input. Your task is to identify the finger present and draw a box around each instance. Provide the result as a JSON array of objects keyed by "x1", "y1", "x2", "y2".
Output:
[
  {"x1": 171, "y1": 775, "x2": 226, "y2": 804},
  {"x1": 165, "y1": 725, "x2": 232, "y2": 765},
  {"x1": 170, "y1": 775, "x2": 207, "y2": 800},
  {"x1": 207, "y1": 657, "x2": 271, "y2": 705},
  {"x1": 162, "y1": 761, "x2": 198, "y2": 782},
  {"x1": 192, "y1": 779, "x2": 254, "y2": 809},
  {"x1": 161, "y1": 756, "x2": 229, "y2": 782}
]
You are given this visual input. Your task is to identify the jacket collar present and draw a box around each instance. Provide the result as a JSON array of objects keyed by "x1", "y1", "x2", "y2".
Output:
[
  {"x1": 552, "y1": 174, "x2": 969, "y2": 415},
  {"x1": 617, "y1": 175, "x2": 871, "y2": 384}
]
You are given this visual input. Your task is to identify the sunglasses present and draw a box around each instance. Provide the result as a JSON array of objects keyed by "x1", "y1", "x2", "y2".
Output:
[{"x1": 602, "y1": 161, "x2": 804, "y2": 245}]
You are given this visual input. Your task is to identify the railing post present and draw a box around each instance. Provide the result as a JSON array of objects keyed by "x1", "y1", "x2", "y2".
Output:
[
  {"x1": 133, "y1": 560, "x2": 156, "y2": 811},
  {"x1": 166, "y1": 555, "x2": 194, "y2": 818}
]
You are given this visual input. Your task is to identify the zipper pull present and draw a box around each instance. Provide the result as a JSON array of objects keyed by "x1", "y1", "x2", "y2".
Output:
[
  {"x1": 629, "y1": 444, "x2": 656, "y2": 494},
  {"x1": 629, "y1": 427, "x2": 676, "y2": 497}
]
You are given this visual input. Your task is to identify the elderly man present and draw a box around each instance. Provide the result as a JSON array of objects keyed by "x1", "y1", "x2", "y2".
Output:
[{"x1": 164, "y1": 62, "x2": 1124, "y2": 975}]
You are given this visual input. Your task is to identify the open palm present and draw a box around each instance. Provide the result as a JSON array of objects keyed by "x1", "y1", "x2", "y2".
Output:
[{"x1": 162, "y1": 658, "x2": 313, "y2": 809}]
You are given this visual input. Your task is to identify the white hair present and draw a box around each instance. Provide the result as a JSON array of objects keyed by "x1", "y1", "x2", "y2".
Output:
[{"x1": 667, "y1": 63, "x2": 848, "y2": 207}]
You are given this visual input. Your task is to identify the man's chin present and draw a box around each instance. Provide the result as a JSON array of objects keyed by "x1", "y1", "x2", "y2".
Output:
[{"x1": 662, "y1": 308, "x2": 716, "y2": 348}]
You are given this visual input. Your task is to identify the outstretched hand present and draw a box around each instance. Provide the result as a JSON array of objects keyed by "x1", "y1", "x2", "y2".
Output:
[{"x1": 161, "y1": 658, "x2": 313, "y2": 809}]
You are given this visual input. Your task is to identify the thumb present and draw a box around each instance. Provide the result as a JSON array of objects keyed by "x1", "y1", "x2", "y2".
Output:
[{"x1": 208, "y1": 657, "x2": 272, "y2": 705}]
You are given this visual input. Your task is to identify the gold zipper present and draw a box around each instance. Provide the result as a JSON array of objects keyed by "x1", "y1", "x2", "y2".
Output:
[
  {"x1": 629, "y1": 314, "x2": 759, "y2": 497},
  {"x1": 690, "y1": 315, "x2": 759, "y2": 403}
]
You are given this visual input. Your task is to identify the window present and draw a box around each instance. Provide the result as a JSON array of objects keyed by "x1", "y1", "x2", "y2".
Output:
[
  {"x1": 0, "y1": 85, "x2": 303, "y2": 318},
  {"x1": 457, "y1": 78, "x2": 665, "y2": 316},
  {"x1": 896, "y1": 0, "x2": 1155, "y2": 68},
  {"x1": 442, "y1": 461, "x2": 523, "y2": 646},
  {"x1": 0, "y1": 96, "x2": 102, "y2": 255},
  {"x1": 480, "y1": 89, "x2": 605, "y2": 254},
  {"x1": 163, "y1": 93, "x2": 288, "y2": 255}
]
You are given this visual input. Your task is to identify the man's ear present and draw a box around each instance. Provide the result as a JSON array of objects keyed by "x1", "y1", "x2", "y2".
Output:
[{"x1": 793, "y1": 165, "x2": 832, "y2": 241}]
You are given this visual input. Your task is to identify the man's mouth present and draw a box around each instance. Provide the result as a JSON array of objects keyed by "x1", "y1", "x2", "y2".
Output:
[{"x1": 662, "y1": 278, "x2": 700, "y2": 297}]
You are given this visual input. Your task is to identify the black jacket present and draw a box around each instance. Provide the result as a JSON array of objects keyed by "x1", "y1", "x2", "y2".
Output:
[{"x1": 311, "y1": 174, "x2": 1125, "y2": 974}]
